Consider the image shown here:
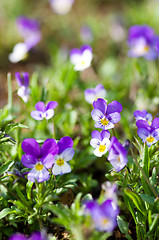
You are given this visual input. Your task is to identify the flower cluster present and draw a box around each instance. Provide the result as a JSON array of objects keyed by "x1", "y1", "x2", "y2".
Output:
[
  {"x1": 128, "y1": 25, "x2": 159, "y2": 60},
  {"x1": 84, "y1": 84, "x2": 107, "y2": 104},
  {"x1": 90, "y1": 98, "x2": 128, "y2": 172},
  {"x1": 9, "y1": 16, "x2": 41, "y2": 63},
  {"x1": 70, "y1": 45, "x2": 93, "y2": 71},
  {"x1": 9, "y1": 231, "x2": 47, "y2": 240},
  {"x1": 15, "y1": 72, "x2": 30, "y2": 103},
  {"x1": 134, "y1": 110, "x2": 159, "y2": 147},
  {"x1": 21, "y1": 136, "x2": 74, "y2": 182},
  {"x1": 31, "y1": 101, "x2": 58, "y2": 120},
  {"x1": 85, "y1": 183, "x2": 119, "y2": 232}
]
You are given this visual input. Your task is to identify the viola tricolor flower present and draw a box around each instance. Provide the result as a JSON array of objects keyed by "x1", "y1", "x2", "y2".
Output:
[
  {"x1": 101, "y1": 181, "x2": 118, "y2": 205},
  {"x1": 134, "y1": 109, "x2": 152, "y2": 124},
  {"x1": 85, "y1": 199, "x2": 119, "y2": 232},
  {"x1": 21, "y1": 138, "x2": 58, "y2": 182},
  {"x1": 9, "y1": 231, "x2": 47, "y2": 240},
  {"x1": 107, "y1": 136, "x2": 128, "y2": 172},
  {"x1": 90, "y1": 130, "x2": 110, "y2": 157},
  {"x1": 15, "y1": 72, "x2": 30, "y2": 103},
  {"x1": 31, "y1": 101, "x2": 58, "y2": 120},
  {"x1": 9, "y1": 16, "x2": 41, "y2": 63},
  {"x1": 52, "y1": 136, "x2": 74, "y2": 175},
  {"x1": 50, "y1": 0, "x2": 74, "y2": 15},
  {"x1": 136, "y1": 118, "x2": 159, "y2": 147},
  {"x1": 91, "y1": 98, "x2": 122, "y2": 130},
  {"x1": 84, "y1": 84, "x2": 107, "y2": 104},
  {"x1": 70, "y1": 45, "x2": 93, "y2": 71},
  {"x1": 128, "y1": 25, "x2": 158, "y2": 60}
]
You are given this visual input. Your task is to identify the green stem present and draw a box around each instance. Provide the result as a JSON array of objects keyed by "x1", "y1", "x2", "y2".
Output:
[
  {"x1": 112, "y1": 128, "x2": 116, "y2": 137},
  {"x1": 7, "y1": 73, "x2": 13, "y2": 114},
  {"x1": 52, "y1": 118, "x2": 55, "y2": 139}
]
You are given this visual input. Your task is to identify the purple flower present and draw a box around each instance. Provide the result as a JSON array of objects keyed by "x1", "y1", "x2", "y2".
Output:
[
  {"x1": 91, "y1": 98, "x2": 122, "y2": 130},
  {"x1": 136, "y1": 118, "x2": 159, "y2": 147},
  {"x1": 84, "y1": 84, "x2": 107, "y2": 104},
  {"x1": 134, "y1": 109, "x2": 152, "y2": 124},
  {"x1": 16, "y1": 16, "x2": 41, "y2": 50},
  {"x1": 9, "y1": 231, "x2": 47, "y2": 240},
  {"x1": 15, "y1": 72, "x2": 30, "y2": 103},
  {"x1": 21, "y1": 138, "x2": 59, "y2": 182},
  {"x1": 50, "y1": 0, "x2": 74, "y2": 15},
  {"x1": 52, "y1": 136, "x2": 74, "y2": 175},
  {"x1": 128, "y1": 25, "x2": 158, "y2": 60},
  {"x1": 70, "y1": 45, "x2": 93, "y2": 71},
  {"x1": 90, "y1": 130, "x2": 110, "y2": 157},
  {"x1": 85, "y1": 199, "x2": 119, "y2": 232},
  {"x1": 31, "y1": 101, "x2": 58, "y2": 120},
  {"x1": 107, "y1": 137, "x2": 128, "y2": 172},
  {"x1": 101, "y1": 182, "x2": 118, "y2": 205}
]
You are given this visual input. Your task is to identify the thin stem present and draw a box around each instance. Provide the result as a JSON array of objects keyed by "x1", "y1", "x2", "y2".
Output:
[
  {"x1": 7, "y1": 73, "x2": 13, "y2": 114},
  {"x1": 130, "y1": 147, "x2": 158, "y2": 198},
  {"x1": 112, "y1": 128, "x2": 116, "y2": 137},
  {"x1": 52, "y1": 118, "x2": 55, "y2": 139}
]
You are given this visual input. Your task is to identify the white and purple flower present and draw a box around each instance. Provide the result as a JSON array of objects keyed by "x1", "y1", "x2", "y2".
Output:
[
  {"x1": 108, "y1": 136, "x2": 128, "y2": 172},
  {"x1": 52, "y1": 136, "x2": 74, "y2": 175},
  {"x1": 128, "y1": 25, "x2": 158, "y2": 60},
  {"x1": 9, "y1": 16, "x2": 41, "y2": 63},
  {"x1": 91, "y1": 98, "x2": 122, "y2": 130},
  {"x1": 50, "y1": 0, "x2": 74, "y2": 15},
  {"x1": 31, "y1": 101, "x2": 58, "y2": 121},
  {"x1": 84, "y1": 84, "x2": 107, "y2": 104},
  {"x1": 70, "y1": 45, "x2": 93, "y2": 71},
  {"x1": 85, "y1": 199, "x2": 119, "y2": 232},
  {"x1": 15, "y1": 72, "x2": 30, "y2": 103},
  {"x1": 136, "y1": 118, "x2": 159, "y2": 147},
  {"x1": 90, "y1": 130, "x2": 110, "y2": 157},
  {"x1": 134, "y1": 109, "x2": 152, "y2": 124},
  {"x1": 21, "y1": 138, "x2": 59, "y2": 182}
]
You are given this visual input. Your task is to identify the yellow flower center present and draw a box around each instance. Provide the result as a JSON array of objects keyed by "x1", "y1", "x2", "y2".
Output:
[
  {"x1": 81, "y1": 60, "x2": 85, "y2": 66},
  {"x1": 41, "y1": 112, "x2": 46, "y2": 119},
  {"x1": 146, "y1": 136, "x2": 154, "y2": 143},
  {"x1": 56, "y1": 158, "x2": 64, "y2": 166},
  {"x1": 102, "y1": 217, "x2": 109, "y2": 225},
  {"x1": 144, "y1": 45, "x2": 149, "y2": 52},
  {"x1": 101, "y1": 117, "x2": 109, "y2": 126},
  {"x1": 117, "y1": 156, "x2": 120, "y2": 162},
  {"x1": 99, "y1": 144, "x2": 106, "y2": 152},
  {"x1": 35, "y1": 162, "x2": 44, "y2": 171}
]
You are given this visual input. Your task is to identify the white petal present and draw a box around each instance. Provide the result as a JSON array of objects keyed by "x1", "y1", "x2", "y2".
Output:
[
  {"x1": 52, "y1": 163, "x2": 62, "y2": 175},
  {"x1": 94, "y1": 147, "x2": 106, "y2": 157},
  {"x1": 61, "y1": 148, "x2": 74, "y2": 161},
  {"x1": 61, "y1": 161, "x2": 71, "y2": 174},
  {"x1": 9, "y1": 42, "x2": 28, "y2": 63},
  {"x1": 85, "y1": 93, "x2": 96, "y2": 104},
  {"x1": 90, "y1": 138, "x2": 101, "y2": 148}
]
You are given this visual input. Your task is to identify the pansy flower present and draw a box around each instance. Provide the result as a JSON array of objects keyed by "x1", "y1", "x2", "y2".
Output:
[
  {"x1": 128, "y1": 25, "x2": 158, "y2": 60},
  {"x1": 107, "y1": 136, "x2": 128, "y2": 172},
  {"x1": 52, "y1": 136, "x2": 74, "y2": 175},
  {"x1": 15, "y1": 72, "x2": 30, "y2": 103},
  {"x1": 70, "y1": 45, "x2": 93, "y2": 71},
  {"x1": 21, "y1": 138, "x2": 59, "y2": 182},
  {"x1": 134, "y1": 109, "x2": 152, "y2": 124},
  {"x1": 9, "y1": 16, "x2": 41, "y2": 63},
  {"x1": 136, "y1": 118, "x2": 159, "y2": 147},
  {"x1": 84, "y1": 84, "x2": 107, "y2": 104},
  {"x1": 9, "y1": 231, "x2": 47, "y2": 240},
  {"x1": 91, "y1": 98, "x2": 122, "y2": 130},
  {"x1": 101, "y1": 181, "x2": 118, "y2": 205},
  {"x1": 50, "y1": 0, "x2": 74, "y2": 15},
  {"x1": 90, "y1": 130, "x2": 110, "y2": 157},
  {"x1": 31, "y1": 101, "x2": 58, "y2": 120},
  {"x1": 85, "y1": 199, "x2": 119, "y2": 232}
]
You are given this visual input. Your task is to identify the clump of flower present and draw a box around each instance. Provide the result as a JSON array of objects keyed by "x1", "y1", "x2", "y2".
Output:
[
  {"x1": 134, "y1": 109, "x2": 152, "y2": 124},
  {"x1": 91, "y1": 98, "x2": 122, "y2": 130},
  {"x1": 9, "y1": 16, "x2": 41, "y2": 63},
  {"x1": 84, "y1": 84, "x2": 107, "y2": 104},
  {"x1": 21, "y1": 138, "x2": 58, "y2": 182},
  {"x1": 90, "y1": 130, "x2": 110, "y2": 157},
  {"x1": 136, "y1": 118, "x2": 159, "y2": 147},
  {"x1": 9, "y1": 231, "x2": 48, "y2": 240},
  {"x1": 52, "y1": 136, "x2": 74, "y2": 175},
  {"x1": 108, "y1": 136, "x2": 128, "y2": 172},
  {"x1": 70, "y1": 45, "x2": 93, "y2": 71},
  {"x1": 85, "y1": 199, "x2": 119, "y2": 232},
  {"x1": 31, "y1": 101, "x2": 58, "y2": 120},
  {"x1": 15, "y1": 72, "x2": 30, "y2": 103},
  {"x1": 50, "y1": 0, "x2": 74, "y2": 15},
  {"x1": 127, "y1": 25, "x2": 158, "y2": 60}
]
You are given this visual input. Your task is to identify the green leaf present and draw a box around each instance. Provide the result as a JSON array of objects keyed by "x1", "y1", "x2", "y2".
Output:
[
  {"x1": 14, "y1": 186, "x2": 31, "y2": 207},
  {"x1": 5, "y1": 123, "x2": 28, "y2": 133},
  {"x1": 0, "y1": 208, "x2": 15, "y2": 219},
  {"x1": 124, "y1": 188, "x2": 146, "y2": 216},
  {"x1": 140, "y1": 193, "x2": 155, "y2": 205},
  {"x1": 0, "y1": 160, "x2": 14, "y2": 176},
  {"x1": 117, "y1": 216, "x2": 133, "y2": 240},
  {"x1": 143, "y1": 143, "x2": 149, "y2": 178},
  {"x1": 26, "y1": 181, "x2": 34, "y2": 200}
]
